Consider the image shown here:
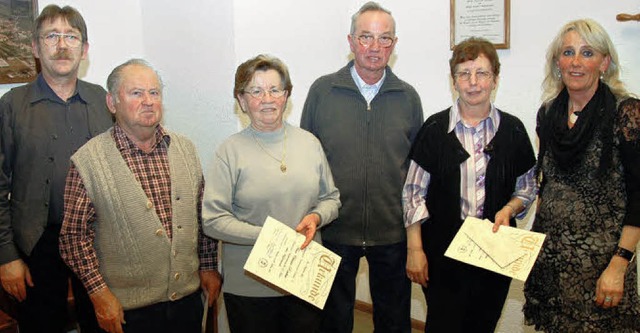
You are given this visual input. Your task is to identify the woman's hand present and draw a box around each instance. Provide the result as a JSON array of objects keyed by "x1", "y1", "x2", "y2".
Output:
[
  {"x1": 406, "y1": 248, "x2": 429, "y2": 287},
  {"x1": 595, "y1": 256, "x2": 628, "y2": 308},
  {"x1": 296, "y1": 213, "x2": 321, "y2": 249},
  {"x1": 492, "y1": 206, "x2": 513, "y2": 232}
]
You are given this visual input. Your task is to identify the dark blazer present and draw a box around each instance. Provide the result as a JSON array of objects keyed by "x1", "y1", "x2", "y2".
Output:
[{"x1": 0, "y1": 75, "x2": 113, "y2": 263}]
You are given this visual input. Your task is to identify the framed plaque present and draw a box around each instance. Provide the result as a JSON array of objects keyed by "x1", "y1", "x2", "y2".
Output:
[
  {"x1": 0, "y1": 0, "x2": 39, "y2": 84},
  {"x1": 450, "y1": 0, "x2": 510, "y2": 49}
]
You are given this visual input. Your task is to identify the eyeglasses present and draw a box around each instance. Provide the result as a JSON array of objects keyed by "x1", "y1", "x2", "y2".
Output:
[
  {"x1": 454, "y1": 70, "x2": 494, "y2": 82},
  {"x1": 353, "y1": 34, "x2": 395, "y2": 48},
  {"x1": 243, "y1": 87, "x2": 286, "y2": 99},
  {"x1": 40, "y1": 32, "x2": 82, "y2": 48}
]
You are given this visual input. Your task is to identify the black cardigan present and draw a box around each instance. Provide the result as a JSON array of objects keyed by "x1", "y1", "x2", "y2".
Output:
[{"x1": 409, "y1": 108, "x2": 536, "y2": 259}]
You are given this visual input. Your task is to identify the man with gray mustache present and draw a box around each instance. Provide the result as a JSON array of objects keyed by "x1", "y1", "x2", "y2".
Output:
[{"x1": 0, "y1": 5, "x2": 112, "y2": 332}]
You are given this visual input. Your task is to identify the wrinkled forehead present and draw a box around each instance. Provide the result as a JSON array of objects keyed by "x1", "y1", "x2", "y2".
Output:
[
  {"x1": 354, "y1": 11, "x2": 395, "y2": 34},
  {"x1": 120, "y1": 65, "x2": 162, "y2": 90},
  {"x1": 247, "y1": 69, "x2": 283, "y2": 88}
]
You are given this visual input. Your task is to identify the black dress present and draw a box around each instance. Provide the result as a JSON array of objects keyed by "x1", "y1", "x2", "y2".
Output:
[{"x1": 524, "y1": 96, "x2": 640, "y2": 332}]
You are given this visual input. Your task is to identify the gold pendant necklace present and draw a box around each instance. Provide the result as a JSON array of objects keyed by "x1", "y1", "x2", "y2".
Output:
[{"x1": 252, "y1": 126, "x2": 287, "y2": 173}]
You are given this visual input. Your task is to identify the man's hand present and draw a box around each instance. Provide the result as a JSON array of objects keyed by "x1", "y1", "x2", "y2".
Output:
[
  {"x1": 295, "y1": 213, "x2": 321, "y2": 250},
  {"x1": 200, "y1": 270, "x2": 222, "y2": 307},
  {"x1": 89, "y1": 288, "x2": 125, "y2": 333},
  {"x1": 0, "y1": 259, "x2": 33, "y2": 301}
]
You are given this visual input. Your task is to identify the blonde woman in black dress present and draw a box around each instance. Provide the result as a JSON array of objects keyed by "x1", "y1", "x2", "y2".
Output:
[{"x1": 524, "y1": 18, "x2": 640, "y2": 332}]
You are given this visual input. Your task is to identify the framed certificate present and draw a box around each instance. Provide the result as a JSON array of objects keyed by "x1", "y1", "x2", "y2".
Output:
[{"x1": 450, "y1": 0, "x2": 510, "y2": 49}]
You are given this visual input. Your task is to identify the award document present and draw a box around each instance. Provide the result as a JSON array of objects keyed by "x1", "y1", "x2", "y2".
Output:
[
  {"x1": 244, "y1": 216, "x2": 341, "y2": 309},
  {"x1": 444, "y1": 217, "x2": 546, "y2": 281}
]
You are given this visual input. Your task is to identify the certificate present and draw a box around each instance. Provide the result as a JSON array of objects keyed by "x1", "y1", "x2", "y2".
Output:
[
  {"x1": 244, "y1": 216, "x2": 341, "y2": 309},
  {"x1": 445, "y1": 217, "x2": 545, "y2": 281},
  {"x1": 450, "y1": 0, "x2": 510, "y2": 49}
]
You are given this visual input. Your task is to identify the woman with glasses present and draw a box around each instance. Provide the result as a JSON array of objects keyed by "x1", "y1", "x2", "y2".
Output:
[
  {"x1": 202, "y1": 54, "x2": 340, "y2": 333},
  {"x1": 523, "y1": 19, "x2": 640, "y2": 332},
  {"x1": 402, "y1": 37, "x2": 536, "y2": 332}
]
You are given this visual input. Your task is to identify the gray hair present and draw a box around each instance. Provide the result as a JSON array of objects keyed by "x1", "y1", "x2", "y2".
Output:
[
  {"x1": 350, "y1": 1, "x2": 395, "y2": 35},
  {"x1": 106, "y1": 58, "x2": 164, "y2": 102}
]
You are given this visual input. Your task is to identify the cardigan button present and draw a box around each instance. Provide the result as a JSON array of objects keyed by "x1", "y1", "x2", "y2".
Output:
[
  {"x1": 169, "y1": 292, "x2": 178, "y2": 301},
  {"x1": 146, "y1": 201, "x2": 153, "y2": 209},
  {"x1": 174, "y1": 273, "x2": 181, "y2": 280},
  {"x1": 155, "y1": 229, "x2": 163, "y2": 237}
]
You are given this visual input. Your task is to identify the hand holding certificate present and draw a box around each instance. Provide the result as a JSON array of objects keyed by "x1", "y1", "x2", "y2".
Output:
[
  {"x1": 244, "y1": 216, "x2": 341, "y2": 309},
  {"x1": 445, "y1": 217, "x2": 546, "y2": 281}
]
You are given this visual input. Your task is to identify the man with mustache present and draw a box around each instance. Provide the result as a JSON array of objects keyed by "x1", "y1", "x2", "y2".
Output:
[{"x1": 0, "y1": 5, "x2": 112, "y2": 332}]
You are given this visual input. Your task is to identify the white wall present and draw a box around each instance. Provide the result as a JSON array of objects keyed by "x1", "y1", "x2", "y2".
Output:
[
  {"x1": 232, "y1": 2, "x2": 638, "y2": 332},
  {"x1": 2, "y1": 1, "x2": 639, "y2": 332},
  {"x1": 138, "y1": 0, "x2": 237, "y2": 165}
]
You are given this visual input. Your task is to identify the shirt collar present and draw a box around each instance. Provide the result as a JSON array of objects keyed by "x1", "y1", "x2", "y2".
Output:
[
  {"x1": 448, "y1": 98, "x2": 500, "y2": 133},
  {"x1": 349, "y1": 65, "x2": 386, "y2": 94},
  {"x1": 112, "y1": 123, "x2": 170, "y2": 153},
  {"x1": 31, "y1": 73, "x2": 84, "y2": 104}
]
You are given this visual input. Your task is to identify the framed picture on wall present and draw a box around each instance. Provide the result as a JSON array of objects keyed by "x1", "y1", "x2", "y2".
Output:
[
  {"x1": 450, "y1": 0, "x2": 510, "y2": 49},
  {"x1": 0, "y1": 0, "x2": 38, "y2": 84}
]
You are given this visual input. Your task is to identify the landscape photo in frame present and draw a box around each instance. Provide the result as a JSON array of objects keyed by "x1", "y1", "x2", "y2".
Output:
[{"x1": 0, "y1": 0, "x2": 38, "y2": 84}]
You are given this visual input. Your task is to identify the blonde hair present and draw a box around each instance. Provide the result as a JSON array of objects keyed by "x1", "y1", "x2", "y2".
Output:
[{"x1": 541, "y1": 18, "x2": 629, "y2": 105}]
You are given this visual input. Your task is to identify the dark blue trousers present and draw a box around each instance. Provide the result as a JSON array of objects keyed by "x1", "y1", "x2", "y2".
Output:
[{"x1": 319, "y1": 241, "x2": 411, "y2": 333}]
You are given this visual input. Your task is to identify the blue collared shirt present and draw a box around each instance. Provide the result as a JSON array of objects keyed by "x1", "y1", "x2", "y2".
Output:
[{"x1": 350, "y1": 65, "x2": 386, "y2": 105}]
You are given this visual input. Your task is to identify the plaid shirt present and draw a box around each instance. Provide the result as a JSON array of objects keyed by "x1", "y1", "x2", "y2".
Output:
[{"x1": 60, "y1": 124, "x2": 217, "y2": 294}]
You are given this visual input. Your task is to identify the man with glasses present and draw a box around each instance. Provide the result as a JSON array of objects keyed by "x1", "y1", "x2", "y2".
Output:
[
  {"x1": 301, "y1": 2, "x2": 423, "y2": 332},
  {"x1": 0, "y1": 5, "x2": 112, "y2": 332}
]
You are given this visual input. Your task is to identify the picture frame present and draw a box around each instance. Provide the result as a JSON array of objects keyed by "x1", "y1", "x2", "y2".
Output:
[
  {"x1": 0, "y1": 0, "x2": 39, "y2": 84},
  {"x1": 450, "y1": 0, "x2": 510, "y2": 49}
]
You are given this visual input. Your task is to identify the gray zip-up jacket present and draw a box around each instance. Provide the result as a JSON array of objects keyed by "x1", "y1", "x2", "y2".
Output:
[{"x1": 301, "y1": 62, "x2": 423, "y2": 246}]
